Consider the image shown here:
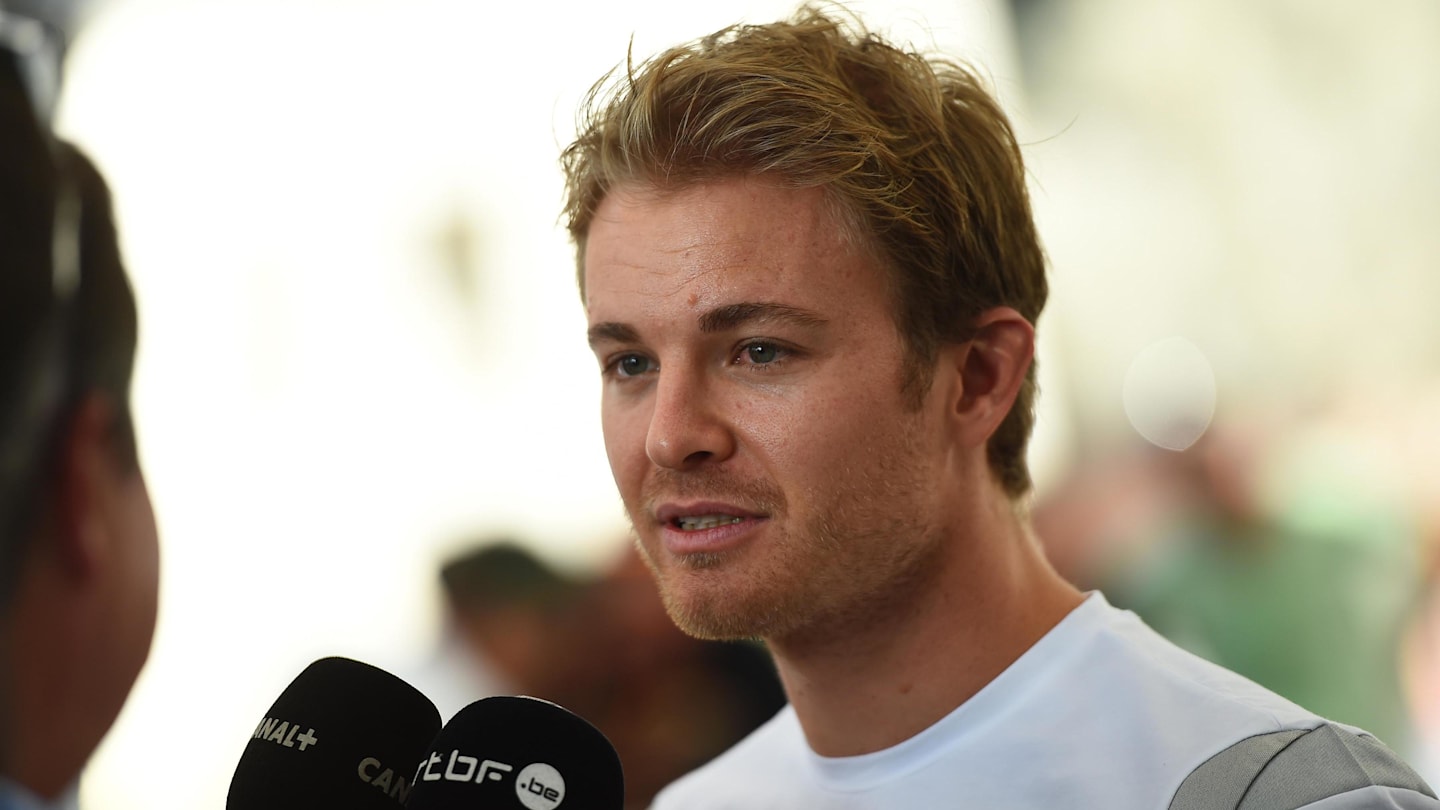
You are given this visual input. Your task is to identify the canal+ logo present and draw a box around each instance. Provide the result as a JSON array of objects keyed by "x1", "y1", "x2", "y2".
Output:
[
  {"x1": 415, "y1": 750, "x2": 567, "y2": 809},
  {"x1": 251, "y1": 717, "x2": 319, "y2": 751}
]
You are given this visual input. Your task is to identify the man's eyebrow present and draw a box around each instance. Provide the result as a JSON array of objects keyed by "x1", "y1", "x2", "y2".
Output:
[
  {"x1": 699, "y1": 302, "x2": 829, "y2": 334},
  {"x1": 587, "y1": 321, "x2": 640, "y2": 348},
  {"x1": 588, "y1": 303, "x2": 828, "y2": 348}
]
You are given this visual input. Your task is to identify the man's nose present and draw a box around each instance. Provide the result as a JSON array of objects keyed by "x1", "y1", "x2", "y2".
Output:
[{"x1": 645, "y1": 368, "x2": 735, "y2": 470}]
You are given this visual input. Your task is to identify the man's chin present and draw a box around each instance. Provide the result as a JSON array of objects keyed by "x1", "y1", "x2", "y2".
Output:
[
  {"x1": 666, "y1": 607, "x2": 769, "y2": 642},
  {"x1": 657, "y1": 581, "x2": 787, "y2": 642}
]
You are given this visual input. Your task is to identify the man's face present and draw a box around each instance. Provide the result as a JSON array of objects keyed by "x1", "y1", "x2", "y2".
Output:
[{"x1": 584, "y1": 177, "x2": 955, "y2": 644}]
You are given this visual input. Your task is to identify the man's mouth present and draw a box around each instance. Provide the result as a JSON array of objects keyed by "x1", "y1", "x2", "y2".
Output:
[{"x1": 674, "y1": 515, "x2": 746, "y2": 531}]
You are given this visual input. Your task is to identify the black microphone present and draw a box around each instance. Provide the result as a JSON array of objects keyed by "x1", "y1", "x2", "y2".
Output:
[
  {"x1": 405, "y1": 695, "x2": 624, "y2": 810},
  {"x1": 227, "y1": 656, "x2": 442, "y2": 809}
]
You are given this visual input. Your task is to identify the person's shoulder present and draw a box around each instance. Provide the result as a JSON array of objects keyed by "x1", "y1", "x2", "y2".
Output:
[
  {"x1": 1075, "y1": 592, "x2": 1320, "y2": 727},
  {"x1": 649, "y1": 704, "x2": 804, "y2": 810},
  {"x1": 1167, "y1": 722, "x2": 1438, "y2": 810},
  {"x1": 1073, "y1": 595, "x2": 1438, "y2": 808}
]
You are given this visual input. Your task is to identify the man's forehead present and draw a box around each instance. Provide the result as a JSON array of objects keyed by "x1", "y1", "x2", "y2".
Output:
[
  {"x1": 589, "y1": 178, "x2": 839, "y2": 250},
  {"x1": 582, "y1": 178, "x2": 866, "y2": 318}
]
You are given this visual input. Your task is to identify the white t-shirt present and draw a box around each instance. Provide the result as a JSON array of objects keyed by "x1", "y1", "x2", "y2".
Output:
[{"x1": 652, "y1": 593, "x2": 1437, "y2": 809}]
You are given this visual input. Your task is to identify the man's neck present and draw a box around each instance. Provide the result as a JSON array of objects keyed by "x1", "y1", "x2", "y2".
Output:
[{"x1": 767, "y1": 513, "x2": 1083, "y2": 758}]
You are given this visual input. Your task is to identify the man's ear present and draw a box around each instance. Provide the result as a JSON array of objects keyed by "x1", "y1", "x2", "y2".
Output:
[
  {"x1": 949, "y1": 307, "x2": 1035, "y2": 448},
  {"x1": 51, "y1": 393, "x2": 126, "y2": 580}
]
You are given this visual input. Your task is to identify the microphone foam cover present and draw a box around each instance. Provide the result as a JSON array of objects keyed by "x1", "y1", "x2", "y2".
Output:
[
  {"x1": 227, "y1": 656, "x2": 442, "y2": 809},
  {"x1": 406, "y1": 695, "x2": 624, "y2": 810}
]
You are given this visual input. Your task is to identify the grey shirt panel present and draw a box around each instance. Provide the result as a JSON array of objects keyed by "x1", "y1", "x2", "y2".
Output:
[{"x1": 1170, "y1": 724, "x2": 1437, "y2": 810}]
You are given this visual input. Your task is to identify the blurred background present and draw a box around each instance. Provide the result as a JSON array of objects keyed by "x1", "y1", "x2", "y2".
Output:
[{"x1": 23, "y1": 0, "x2": 1440, "y2": 805}]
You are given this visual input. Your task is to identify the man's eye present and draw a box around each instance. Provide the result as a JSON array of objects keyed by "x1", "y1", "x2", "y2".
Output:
[
  {"x1": 747, "y1": 344, "x2": 779, "y2": 364},
  {"x1": 614, "y1": 354, "x2": 654, "y2": 377},
  {"x1": 739, "y1": 342, "x2": 785, "y2": 365}
]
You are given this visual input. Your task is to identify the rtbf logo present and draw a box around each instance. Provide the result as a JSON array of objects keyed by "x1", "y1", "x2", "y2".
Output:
[
  {"x1": 515, "y1": 763, "x2": 566, "y2": 810},
  {"x1": 416, "y1": 750, "x2": 513, "y2": 784},
  {"x1": 413, "y1": 751, "x2": 566, "y2": 809}
]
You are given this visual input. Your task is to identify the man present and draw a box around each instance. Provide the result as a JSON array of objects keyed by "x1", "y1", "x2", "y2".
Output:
[
  {"x1": 560, "y1": 7, "x2": 1438, "y2": 808},
  {"x1": 0, "y1": 8, "x2": 160, "y2": 809}
]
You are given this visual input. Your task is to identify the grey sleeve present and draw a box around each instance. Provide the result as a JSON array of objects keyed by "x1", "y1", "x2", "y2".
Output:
[
  {"x1": 1293, "y1": 785, "x2": 1440, "y2": 809},
  {"x1": 1169, "y1": 723, "x2": 1438, "y2": 810}
]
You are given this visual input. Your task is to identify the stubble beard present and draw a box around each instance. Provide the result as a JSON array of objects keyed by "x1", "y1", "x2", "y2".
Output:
[
  {"x1": 627, "y1": 469, "x2": 795, "y2": 641},
  {"x1": 630, "y1": 424, "x2": 946, "y2": 646}
]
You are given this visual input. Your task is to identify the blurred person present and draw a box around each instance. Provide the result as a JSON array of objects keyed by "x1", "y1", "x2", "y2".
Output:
[
  {"x1": 0, "y1": 8, "x2": 159, "y2": 809},
  {"x1": 559, "y1": 5, "x2": 1438, "y2": 808},
  {"x1": 429, "y1": 541, "x2": 587, "y2": 716},
  {"x1": 1029, "y1": 443, "x2": 1191, "y2": 586},
  {"x1": 405, "y1": 540, "x2": 537, "y2": 722},
  {"x1": 1038, "y1": 428, "x2": 1427, "y2": 757},
  {"x1": 1131, "y1": 431, "x2": 1420, "y2": 754},
  {"x1": 1406, "y1": 525, "x2": 1440, "y2": 784}
]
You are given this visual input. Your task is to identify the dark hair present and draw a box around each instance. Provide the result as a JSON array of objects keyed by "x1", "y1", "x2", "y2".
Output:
[
  {"x1": 561, "y1": 6, "x2": 1048, "y2": 498},
  {"x1": 0, "y1": 48, "x2": 139, "y2": 605},
  {"x1": 440, "y1": 541, "x2": 577, "y2": 615}
]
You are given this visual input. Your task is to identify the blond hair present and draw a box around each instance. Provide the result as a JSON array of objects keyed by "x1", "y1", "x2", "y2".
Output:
[{"x1": 562, "y1": 6, "x2": 1048, "y2": 498}]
